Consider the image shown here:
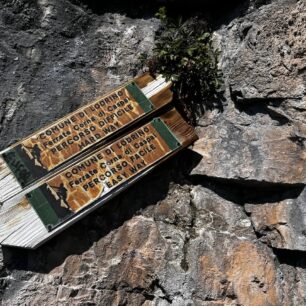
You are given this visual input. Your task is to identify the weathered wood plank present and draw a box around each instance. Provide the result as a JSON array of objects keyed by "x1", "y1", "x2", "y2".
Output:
[
  {"x1": 1, "y1": 108, "x2": 197, "y2": 249},
  {"x1": 0, "y1": 75, "x2": 172, "y2": 204},
  {"x1": 0, "y1": 79, "x2": 172, "y2": 243}
]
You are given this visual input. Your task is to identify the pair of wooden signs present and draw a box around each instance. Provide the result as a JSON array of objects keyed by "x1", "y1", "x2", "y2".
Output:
[{"x1": 0, "y1": 73, "x2": 197, "y2": 249}]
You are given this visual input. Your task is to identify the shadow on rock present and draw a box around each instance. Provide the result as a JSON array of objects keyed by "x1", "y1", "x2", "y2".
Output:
[
  {"x1": 2, "y1": 149, "x2": 202, "y2": 274},
  {"x1": 188, "y1": 175, "x2": 305, "y2": 205},
  {"x1": 274, "y1": 248, "x2": 306, "y2": 269},
  {"x1": 70, "y1": 0, "x2": 250, "y2": 26}
]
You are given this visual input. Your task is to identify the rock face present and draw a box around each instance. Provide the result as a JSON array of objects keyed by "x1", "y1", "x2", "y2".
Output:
[
  {"x1": 1, "y1": 0, "x2": 306, "y2": 305},
  {"x1": 192, "y1": 0, "x2": 306, "y2": 184},
  {"x1": 192, "y1": 120, "x2": 306, "y2": 184},
  {"x1": 0, "y1": 0, "x2": 159, "y2": 148},
  {"x1": 245, "y1": 188, "x2": 306, "y2": 251}
]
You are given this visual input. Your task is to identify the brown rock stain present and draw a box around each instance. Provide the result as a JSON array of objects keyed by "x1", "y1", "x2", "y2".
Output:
[
  {"x1": 226, "y1": 241, "x2": 279, "y2": 306},
  {"x1": 193, "y1": 136, "x2": 218, "y2": 162},
  {"x1": 93, "y1": 216, "x2": 167, "y2": 290},
  {"x1": 199, "y1": 255, "x2": 227, "y2": 297},
  {"x1": 248, "y1": 203, "x2": 292, "y2": 248},
  {"x1": 262, "y1": 130, "x2": 305, "y2": 183},
  {"x1": 251, "y1": 203, "x2": 288, "y2": 228}
]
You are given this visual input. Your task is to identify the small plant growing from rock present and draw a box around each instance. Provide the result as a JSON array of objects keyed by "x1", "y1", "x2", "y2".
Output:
[{"x1": 142, "y1": 7, "x2": 223, "y2": 124}]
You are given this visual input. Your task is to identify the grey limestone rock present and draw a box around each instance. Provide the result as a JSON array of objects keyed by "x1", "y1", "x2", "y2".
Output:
[{"x1": 1, "y1": 0, "x2": 306, "y2": 305}]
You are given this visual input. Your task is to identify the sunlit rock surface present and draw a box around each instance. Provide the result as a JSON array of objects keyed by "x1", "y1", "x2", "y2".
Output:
[{"x1": 0, "y1": 0, "x2": 306, "y2": 305}]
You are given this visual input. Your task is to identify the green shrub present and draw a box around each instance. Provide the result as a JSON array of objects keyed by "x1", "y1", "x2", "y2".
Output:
[{"x1": 142, "y1": 7, "x2": 223, "y2": 124}]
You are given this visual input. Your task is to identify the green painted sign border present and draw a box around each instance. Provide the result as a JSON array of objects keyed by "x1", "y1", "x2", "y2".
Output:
[
  {"x1": 126, "y1": 82, "x2": 154, "y2": 113},
  {"x1": 27, "y1": 188, "x2": 61, "y2": 230},
  {"x1": 28, "y1": 118, "x2": 181, "y2": 231},
  {"x1": 151, "y1": 118, "x2": 181, "y2": 151}
]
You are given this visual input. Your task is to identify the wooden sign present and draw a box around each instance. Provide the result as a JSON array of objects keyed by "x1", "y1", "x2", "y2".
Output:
[
  {"x1": 0, "y1": 74, "x2": 172, "y2": 203},
  {"x1": 0, "y1": 108, "x2": 197, "y2": 248}
]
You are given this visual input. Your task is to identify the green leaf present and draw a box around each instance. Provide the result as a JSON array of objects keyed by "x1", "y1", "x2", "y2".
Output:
[
  {"x1": 147, "y1": 9, "x2": 223, "y2": 124},
  {"x1": 197, "y1": 32, "x2": 210, "y2": 41}
]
